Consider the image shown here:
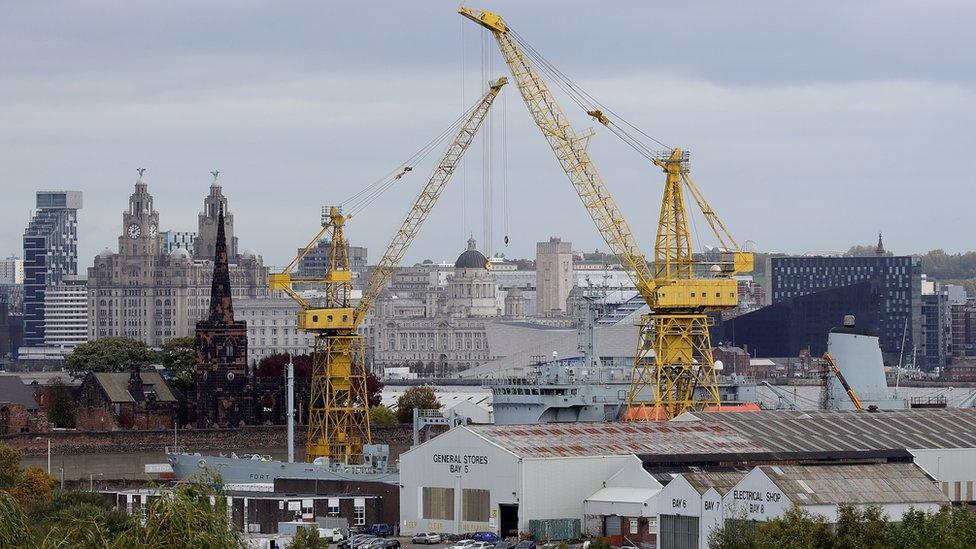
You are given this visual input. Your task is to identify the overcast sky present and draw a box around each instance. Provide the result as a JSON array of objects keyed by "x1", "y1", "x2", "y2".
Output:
[{"x1": 2, "y1": 1, "x2": 973, "y2": 269}]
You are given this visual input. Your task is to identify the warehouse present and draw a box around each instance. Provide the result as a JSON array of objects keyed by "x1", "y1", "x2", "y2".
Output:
[
  {"x1": 398, "y1": 421, "x2": 760, "y2": 538},
  {"x1": 401, "y1": 408, "x2": 976, "y2": 542},
  {"x1": 657, "y1": 462, "x2": 948, "y2": 549},
  {"x1": 671, "y1": 408, "x2": 976, "y2": 504}
]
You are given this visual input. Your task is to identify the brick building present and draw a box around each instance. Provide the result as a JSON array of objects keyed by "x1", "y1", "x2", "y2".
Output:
[
  {"x1": 0, "y1": 375, "x2": 46, "y2": 434},
  {"x1": 76, "y1": 369, "x2": 179, "y2": 430}
]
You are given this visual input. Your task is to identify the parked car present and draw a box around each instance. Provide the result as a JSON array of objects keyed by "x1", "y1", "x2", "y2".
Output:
[
  {"x1": 365, "y1": 539, "x2": 401, "y2": 549},
  {"x1": 471, "y1": 532, "x2": 501, "y2": 544},
  {"x1": 470, "y1": 542, "x2": 495, "y2": 549},
  {"x1": 450, "y1": 539, "x2": 480, "y2": 549},
  {"x1": 412, "y1": 532, "x2": 443, "y2": 544},
  {"x1": 348, "y1": 535, "x2": 377, "y2": 549},
  {"x1": 364, "y1": 524, "x2": 394, "y2": 537},
  {"x1": 514, "y1": 541, "x2": 537, "y2": 549},
  {"x1": 440, "y1": 533, "x2": 465, "y2": 543},
  {"x1": 318, "y1": 527, "x2": 347, "y2": 542},
  {"x1": 493, "y1": 542, "x2": 515, "y2": 549}
]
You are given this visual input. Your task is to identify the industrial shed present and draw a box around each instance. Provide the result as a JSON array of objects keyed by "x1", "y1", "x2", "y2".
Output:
[
  {"x1": 398, "y1": 421, "x2": 759, "y2": 538},
  {"x1": 673, "y1": 408, "x2": 976, "y2": 503},
  {"x1": 657, "y1": 462, "x2": 948, "y2": 549}
]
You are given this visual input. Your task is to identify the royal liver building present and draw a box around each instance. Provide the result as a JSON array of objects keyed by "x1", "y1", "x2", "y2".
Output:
[{"x1": 87, "y1": 174, "x2": 268, "y2": 347}]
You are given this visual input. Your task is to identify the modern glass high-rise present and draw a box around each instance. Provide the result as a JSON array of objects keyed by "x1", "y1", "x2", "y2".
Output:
[
  {"x1": 770, "y1": 255, "x2": 921, "y2": 361},
  {"x1": 22, "y1": 191, "x2": 82, "y2": 347}
]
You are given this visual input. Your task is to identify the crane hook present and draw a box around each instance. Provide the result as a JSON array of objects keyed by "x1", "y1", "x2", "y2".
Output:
[{"x1": 394, "y1": 166, "x2": 413, "y2": 180}]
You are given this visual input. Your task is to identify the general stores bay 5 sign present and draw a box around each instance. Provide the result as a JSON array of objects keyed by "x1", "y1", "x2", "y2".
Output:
[{"x1": 433, "y1": 453, "x2": 489, "y2": 474}]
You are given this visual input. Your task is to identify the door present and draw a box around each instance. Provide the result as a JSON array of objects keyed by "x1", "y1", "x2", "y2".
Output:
[{"x1": 499, "y1": 504, "x2": 519, "y2": 538}]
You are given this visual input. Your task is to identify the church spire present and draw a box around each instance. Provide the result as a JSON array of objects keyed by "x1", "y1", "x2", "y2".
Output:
[
  {"x1": 875, "y1": 232, "x2": 885, "y2": 256},
  {"x1": 208, "y1": 205, "x2": 235, "y2": 323}
]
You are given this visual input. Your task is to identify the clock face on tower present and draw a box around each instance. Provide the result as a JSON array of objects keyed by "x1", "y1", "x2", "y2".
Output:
[
  {"x1": 127, "y1": 223, "x2": 141, "y2": 239},
  {"x1": 148, "y1": 224, "x2": 158, "y2": 238}
]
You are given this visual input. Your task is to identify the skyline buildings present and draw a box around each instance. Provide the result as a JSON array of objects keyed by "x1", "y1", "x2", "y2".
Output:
[
  {"x1": 22, "y1": 191, "x2": 82, "y2": 348},
  {"x1": 86, "y1": 175, "x2": 268, "y2": 347}
]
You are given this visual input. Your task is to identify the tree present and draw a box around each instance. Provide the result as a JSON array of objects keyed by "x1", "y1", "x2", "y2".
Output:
[
  {"x1": 366, "y1": 371, "x2": 384, "y2": 408},
  {"x1": 256, "y1": 353, "x2": 313, "y2": 379},
  {"x1": 64, "y1": 337, "x2": 156, "y2": 379},
  {"x1": 834, "y1": 505, "x2": 888, "y2": 549},
  {"x1": 710, "y1": 507, "x2": 834, "y2": 549},
  {"x1": 116, "y1": 471, "x2": 244, "y2": 548},
  {"x1": 0, "y1": 444, "x2": 21, "y2": 488},
  {"x1": 395, "y1": 386, "x2": 441, "y2": 423},
  {"x1": 369, "y1": 405, "x2": 396, "y2": 426},
  {"x1": 884, "y1": 505, "x2": 976, "y2": 549},
  {"x1": 9, "y1": 466, "x2": 56, "y2": 507},
  {"x1": 160, "y1": 336, "x2": 196, "y2": 392},
  {"x1": 47, "y1": 380, "x2": 76, "y2": 428},
  {"x1": 289, "y1": 524, "x2": 329, "y2": 549}
]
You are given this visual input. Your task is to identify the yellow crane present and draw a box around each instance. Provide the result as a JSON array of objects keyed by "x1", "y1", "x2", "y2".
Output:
[
  {"x1": 822, "y1": 353, "x2": 865, "y2": 411},
  {"x1": 459, "y1": 7, "x2": 752, "y2": 420},
  {"x1": 270, "y1": 77, "x2": 507, "y2": 463}
]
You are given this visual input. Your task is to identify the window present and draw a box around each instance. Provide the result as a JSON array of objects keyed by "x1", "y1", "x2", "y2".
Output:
[
  {"x1": 629, "y1": 519, "x2": 638, "y2": 534},
  {"x1": 462, "y1": 489, "x2": 489, "y2": 522},
  {"x1": 422, "y1": 487, "x2": 454, "y2": 520},
  {"x1": 354, "y1": 498, "x2": 366, "y2": 526},
  {"x1": 328, "y1": 498, "x2": 340, "y2": 516}
]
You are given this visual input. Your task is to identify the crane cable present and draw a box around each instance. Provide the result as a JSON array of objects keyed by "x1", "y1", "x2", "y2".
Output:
[
  {"x1": 508, "y1": 30, "x2": 671, "y2": 159},
  {"x1": 340, "y1": 99, "x2": 483, "y2": 218},
  {"x1": 508, "y1": 30, "x2": 728, "y2": 259}
]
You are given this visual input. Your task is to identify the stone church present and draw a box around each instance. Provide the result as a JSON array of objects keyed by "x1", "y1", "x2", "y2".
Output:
[
  {"x1": 194, "y1": 206, "x2": 248, "y2": 428},
  {"x1": 87, "y1": 174, "x2": 268, "y2": 347}
]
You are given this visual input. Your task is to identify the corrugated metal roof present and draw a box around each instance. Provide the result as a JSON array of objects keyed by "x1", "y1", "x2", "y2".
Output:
[
  {"x1": 468, "y1": 422, "x2": 767, "y2": 458},
  {"x1": 761, "y1": 463, "x2": 947, "y2": 505},
  {"x1": 586, "y1": 486, "x2": 660, "y2": 504},
  {"x1": 683, "y1": 470, "x2": 749, "y2": 495},
  {"x1": 683, "y1": 409, "x2": 976, "y2": 452}
]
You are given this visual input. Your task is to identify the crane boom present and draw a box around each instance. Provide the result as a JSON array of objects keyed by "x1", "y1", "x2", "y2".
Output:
[
  {"x1": 269, "y1": 77, "x2": 506, "y2": 463},
  {"x1": 823, "y1": 353, "x2": 865, "y2": 411},
  {"x1": 461, "y1": 7, "x2": 755, "y2": 420},
  {"x1": 354, "y1": 77, "x2": 507, "y2": 326},
  {"x1": 459, "y1": 7, "x2": 655, "y2": 302}
]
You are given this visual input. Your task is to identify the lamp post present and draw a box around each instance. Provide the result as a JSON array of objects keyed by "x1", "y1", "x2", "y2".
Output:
[{"x1": 89, "y1": 472, "x2": 103, "y2": 491}]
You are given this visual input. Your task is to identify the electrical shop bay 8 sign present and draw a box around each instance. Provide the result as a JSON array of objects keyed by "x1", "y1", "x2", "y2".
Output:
[
  {"x1": 432, "y1": 452, "x2": 489, "y2": 474},
  {"x1": 731, "y1": 489, "x2": 783, "y2": 514}
]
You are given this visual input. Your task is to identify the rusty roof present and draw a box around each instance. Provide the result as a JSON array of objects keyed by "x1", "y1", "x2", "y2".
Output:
[
  {"x1": 682, "y1": 470, "x2": 749, "y2": 495},
  {"x1": 467, "y1": 422, "x2": 767, "y2": 458},
  {"x1": 681, "y1": 408, "x2": 976, "y2": 452},
  {"x1": 761, "y1": 463, "x2": 947, "y2": 505}
]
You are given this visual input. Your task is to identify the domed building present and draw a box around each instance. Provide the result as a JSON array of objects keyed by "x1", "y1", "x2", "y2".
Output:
[
  {"x1": 448, "y1": 236, "x2": 499, "y2": 317},
  {"x1": 372, "y1": 236, "x2": 501, "y2": 375}
]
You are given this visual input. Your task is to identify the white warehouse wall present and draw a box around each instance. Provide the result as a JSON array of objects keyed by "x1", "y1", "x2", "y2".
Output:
[{"x1": 519, "y1": 455, "x2": 636, "y2": 530}]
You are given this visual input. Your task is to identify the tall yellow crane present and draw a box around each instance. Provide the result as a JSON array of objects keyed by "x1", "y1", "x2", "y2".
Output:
[
  {"x1": 270, "y1": 77, "x2": 507, "y2": 463},
  {"x1": 459, "y1": 8, "x2": 752, "y2": 420}
]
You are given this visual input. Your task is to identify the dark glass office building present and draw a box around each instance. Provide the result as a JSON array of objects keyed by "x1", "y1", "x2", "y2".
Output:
[
  {"x1": 714, "y1": 281, "x2": 883, "y2": 358},
  {"x1": 22, "y1": 191, "x2": 82, "y2": 347},
  {"x1": 769, "y1": 255, "x2": 921, "y2": 360}
]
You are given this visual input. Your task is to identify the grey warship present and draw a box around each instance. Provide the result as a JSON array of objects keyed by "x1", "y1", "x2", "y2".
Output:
[{"x1": 166, "y1": 444, "x2": 399, "y2": 485}]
